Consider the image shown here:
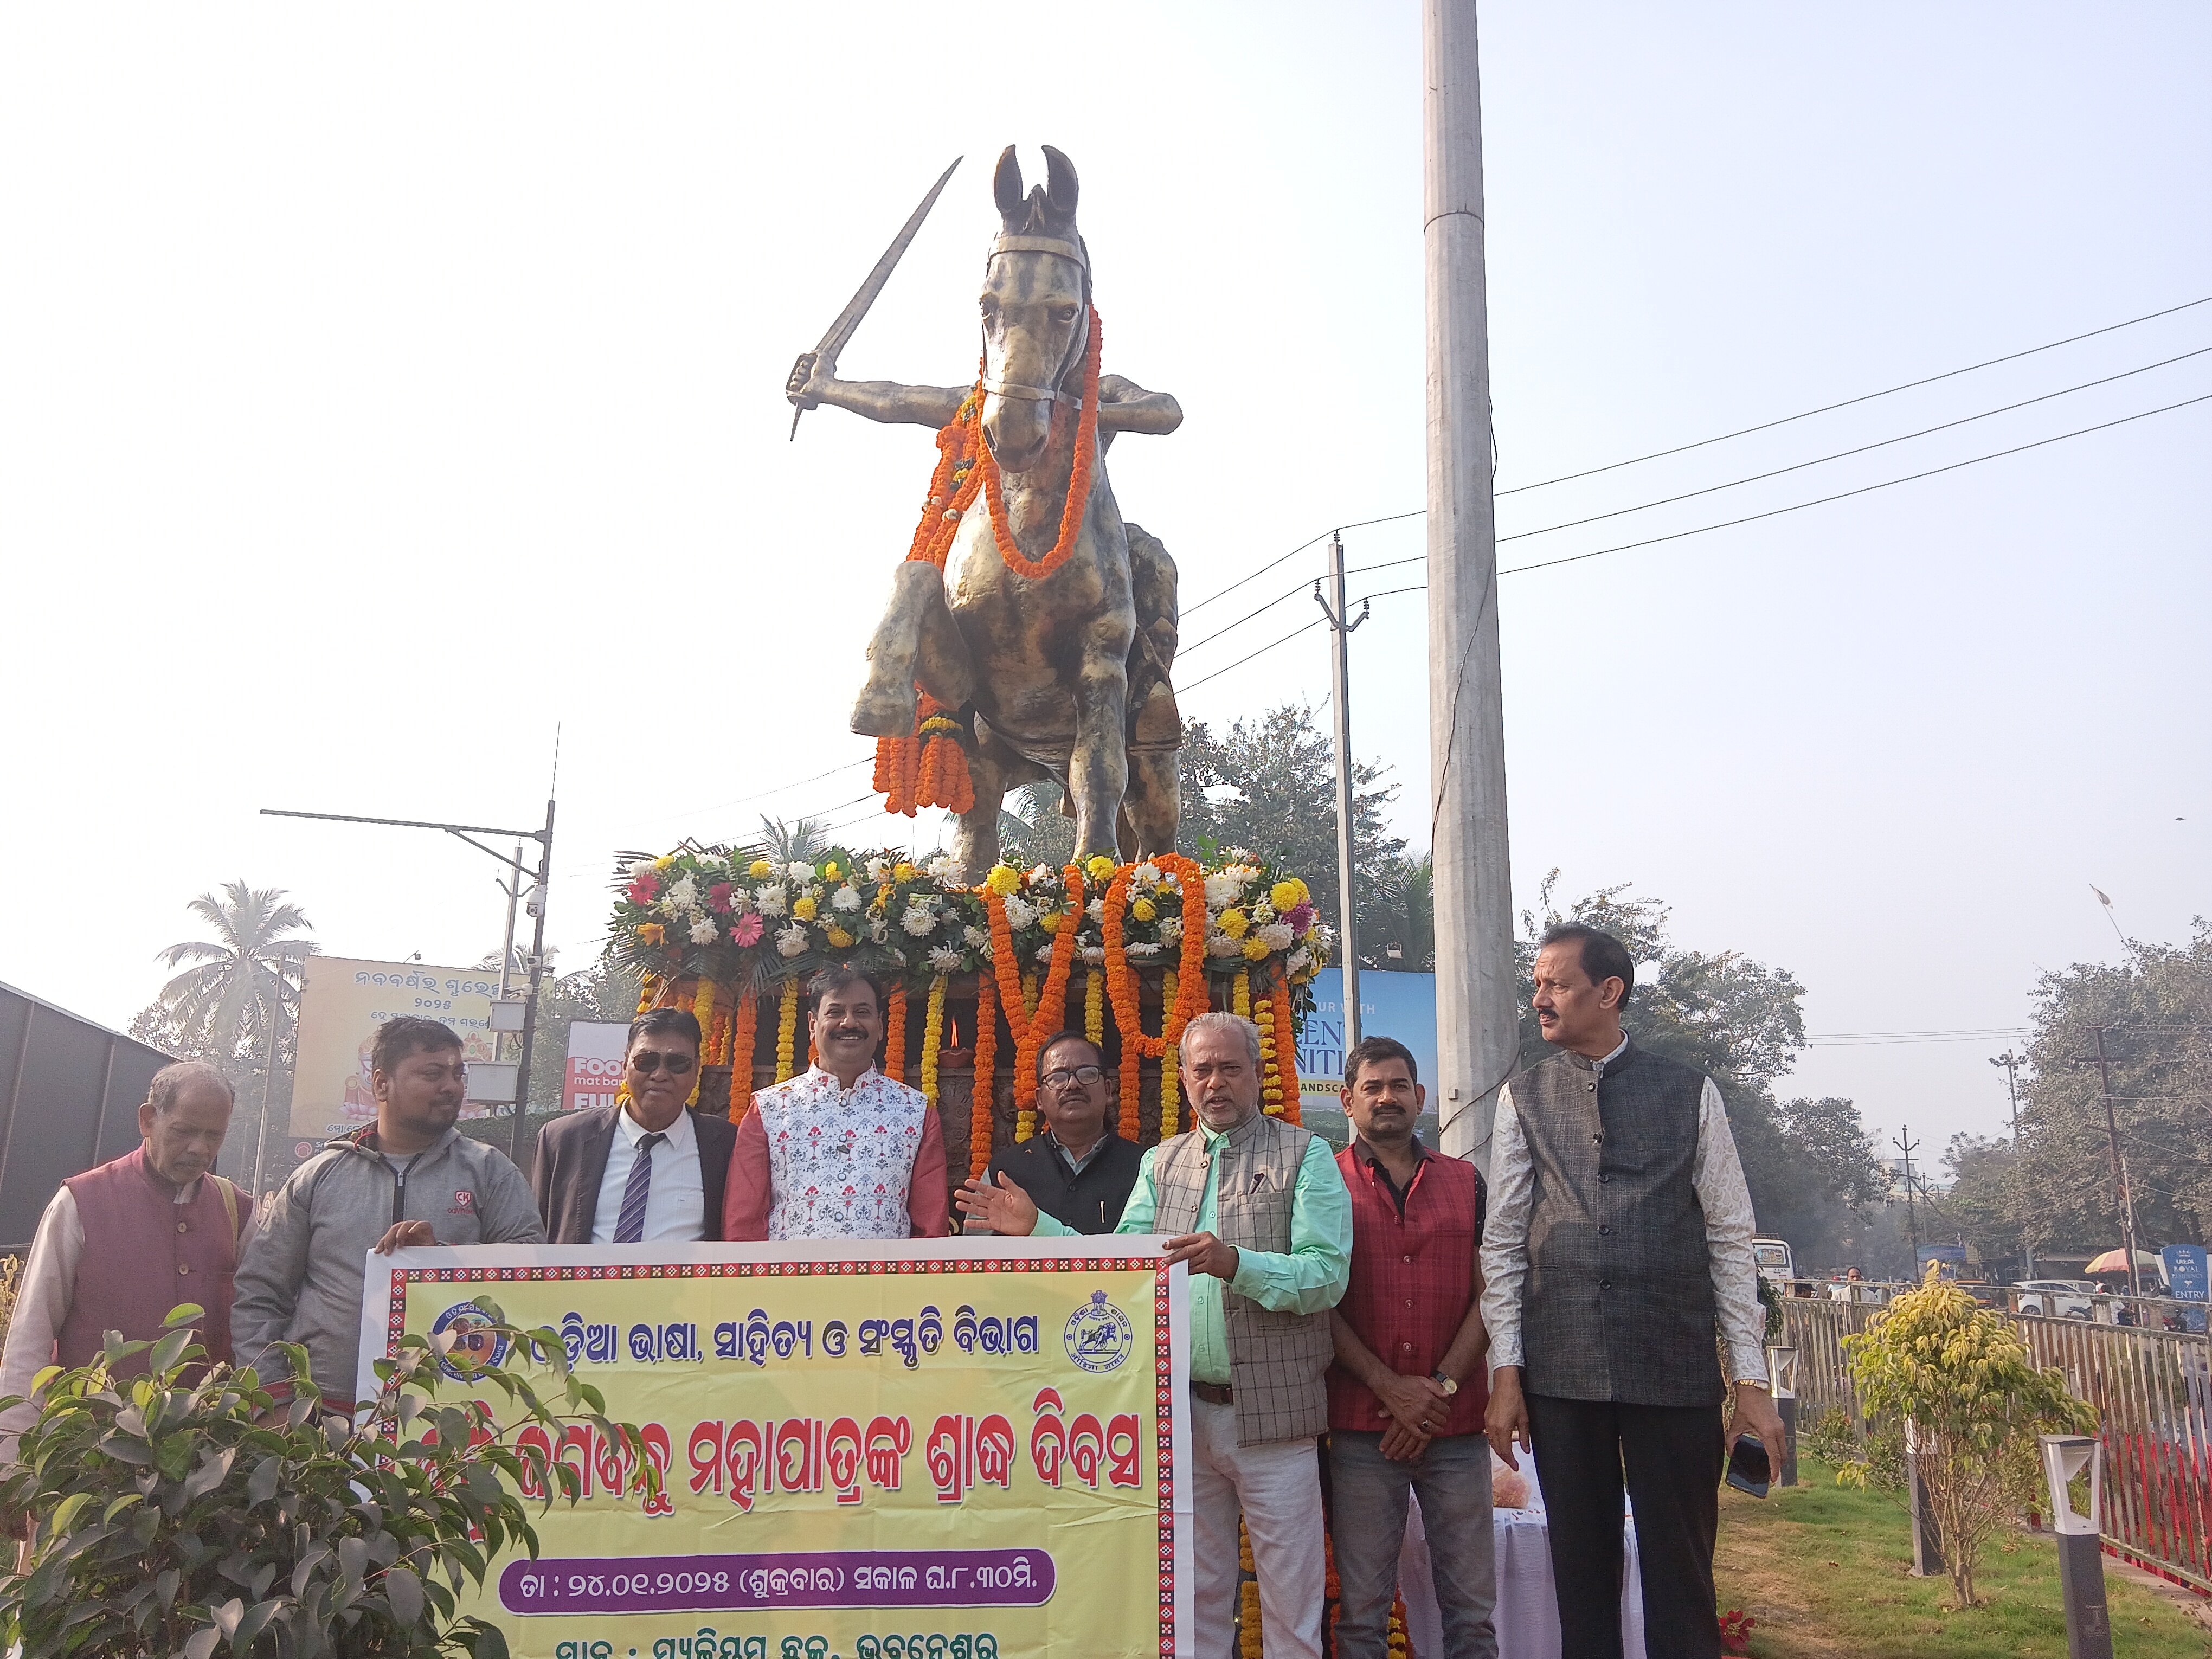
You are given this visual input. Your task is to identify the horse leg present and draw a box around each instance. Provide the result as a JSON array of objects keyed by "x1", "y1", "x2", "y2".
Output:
[
  {"x1": 852, "y1": 564, "x2": 974, "y2": 738},
  {"x1": 1120, "y1": 751, "x2": 1181, "y2": 861},
  {"x1": 1065, "y1": 648, "x2": 1130, "y2": 863},
  {"x1": 949, "y1": 738, "x2": 1045, "y2": 887}
]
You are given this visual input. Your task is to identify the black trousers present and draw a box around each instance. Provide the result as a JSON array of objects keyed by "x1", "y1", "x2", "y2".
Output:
[{"x1": 1526, "y1": 1393, "x2": 1724, "y2": 1659}]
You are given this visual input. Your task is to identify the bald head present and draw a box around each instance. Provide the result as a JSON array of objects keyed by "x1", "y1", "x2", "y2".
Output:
[{"x1": 139, "y1": 1062, "x2": 236, "y2": 1187}]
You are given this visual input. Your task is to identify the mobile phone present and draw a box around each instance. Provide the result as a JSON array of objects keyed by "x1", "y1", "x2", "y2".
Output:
[{"x1": 1726, "y1": 1432, "x2": 1771, "y2": 1499}]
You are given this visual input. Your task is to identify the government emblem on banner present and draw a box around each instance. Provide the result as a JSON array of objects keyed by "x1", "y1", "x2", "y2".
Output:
[
  {"x1": 1064, "y1": 1289, "x2": 1133, "y2": 1374},
  {"x1": 429, "y1": 1300, "x2": 511, "y2": 1380}
]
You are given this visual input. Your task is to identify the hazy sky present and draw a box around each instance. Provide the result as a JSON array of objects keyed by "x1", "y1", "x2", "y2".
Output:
[{"x1": 3, "y1": 5, "x2": 2205, "y2": 1163}]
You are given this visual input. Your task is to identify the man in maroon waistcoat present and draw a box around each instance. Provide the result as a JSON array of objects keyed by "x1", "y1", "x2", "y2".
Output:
[
  {"x1": 0, "y1": 1061, "x2": 252, "y2": 1471},
  {"x1": 1328, "y1": 1035, "x2": 1497, "y2": 1658}
]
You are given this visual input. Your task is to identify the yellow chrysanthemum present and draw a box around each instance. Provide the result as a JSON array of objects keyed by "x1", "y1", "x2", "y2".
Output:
[
  {"x1": 1271, "y1": 878, "x2": 1309, "y2": 911},
  {"x1": 825, "y1": 925, "x2": 854, "y2": 948},
  {"x1": 654, "y1": 855, "x2": 675, "y2": 871},
  {"x1": 1039, "y1": 912, "x2": 1062, "y2": 934},
  {"x1": 1218, "y1": 908, "x2": 1251, "y2": 940},
  {"x1": 986, "y1": 864, "x2": 1023, "y2": 896},
  {"x1": 1131, "y1": 897, "x2": 1158, "y2": 923},
  {"x1": 792, "y1": 896, "x2": 818, "y2": 921},
  {"x1": 1085, "y1": 854, "x2": 1117, "y2": 882},
  {"x1": 894, "y1": 862, "x2": 916, "y2": 882},
  {"x1": 822, "y1": 860, "x2": 841, "y2": 880},
  {"x1": 748, "y1": 859, "x2": 773, "y2": 879},
  {"x1": 1242, "y1": 936, "x2": 1271, "y2": 961}
]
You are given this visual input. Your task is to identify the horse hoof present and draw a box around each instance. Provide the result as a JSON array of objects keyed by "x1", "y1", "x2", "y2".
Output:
[{"x1": 850, "y1": 683, "x2": 919, "y2": 738}]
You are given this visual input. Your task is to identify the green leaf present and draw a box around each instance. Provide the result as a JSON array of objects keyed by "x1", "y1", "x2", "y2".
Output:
[
  {"x1": 383, "y1": 1564, "x2": 423, "y2": 1626},
  {"x1": 210, "y1": 1596, "x2": 245, "y2": 1640},
  {"x1": 247, "y1": 1456, "x2": 282, "y2": 1507},
  {"x1": 43, "y1": 1491, "x2": 95, "y2": 1538},
  {"x1": 153, "y1": 1431, "x2": 197, "y2": 1481},
  {"x1": 232, "y1": 1598, "x2": 282, "y2": 1652},
  {"x1": 181, "y1": 1444, "x2": 237, "y2": 1507},
  {"x1": 456, "y1": 1614, "x2": 511, "y2": 1659},
  {"x1": 99, "y1": 1492, "x2": 144, "y2": 1525},
  {"x1": 183, "y1": 1625, "x2": 223, "y2": 1659},
  {"x1": 149, "y1": 1326, "x2": 196, "y2": 1377}
]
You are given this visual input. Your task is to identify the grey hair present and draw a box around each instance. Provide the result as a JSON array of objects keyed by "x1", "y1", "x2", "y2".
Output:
[
  {"x1": 147, "y1": 1060, "x2": 235, "y2": 1115},
  {"x1": 1178, "y1": 1011, "x2": 1262, "y2": 1068}
]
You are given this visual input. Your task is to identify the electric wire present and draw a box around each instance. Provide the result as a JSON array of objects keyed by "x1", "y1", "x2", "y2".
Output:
[
  {"x1": 1493, "y1": 292, "x2": 2212, "y2": 497},
  {"x1": 1179, "y1": 509, "x2": 1429, "y2": 619}
]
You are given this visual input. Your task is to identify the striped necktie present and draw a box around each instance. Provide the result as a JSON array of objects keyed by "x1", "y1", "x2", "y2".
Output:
[{"x1": 614, "y1": 1130, "x2": 667, "y2": 1244}]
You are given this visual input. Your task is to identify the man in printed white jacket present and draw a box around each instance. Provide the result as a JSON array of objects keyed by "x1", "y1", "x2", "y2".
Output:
[{"x1": 722, "y1": 967, "x2": 949, "y2": 1240}]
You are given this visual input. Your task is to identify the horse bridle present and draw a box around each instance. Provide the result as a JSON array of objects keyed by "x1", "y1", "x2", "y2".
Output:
[{"x1": 981, "y1": 233, "x2": 1091, "y2": 411}]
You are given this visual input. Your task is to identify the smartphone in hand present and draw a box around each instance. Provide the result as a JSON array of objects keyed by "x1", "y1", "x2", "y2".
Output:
[{"x1": 1726, "y1": 1432, "x2": 1772, "y2": 1499}]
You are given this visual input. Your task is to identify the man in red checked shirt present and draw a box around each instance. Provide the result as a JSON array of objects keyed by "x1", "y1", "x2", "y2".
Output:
[{"x1": 1327, "y1": 1036, "x2": 1496, "y2": 1659}]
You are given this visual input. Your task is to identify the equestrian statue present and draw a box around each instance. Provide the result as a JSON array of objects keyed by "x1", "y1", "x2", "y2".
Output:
[{"x1": 786, "y1": 145, "x2": 1184, "y2": 884}]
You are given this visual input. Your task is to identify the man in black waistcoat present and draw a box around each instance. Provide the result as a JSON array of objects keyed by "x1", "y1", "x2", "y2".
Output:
[
  {"x1": 1480, "y1": 924, "x2": 1782, "y2": 1659},
  {"x1": 980, "y1": 1033, "x2": 1143, "y2": 1233}
]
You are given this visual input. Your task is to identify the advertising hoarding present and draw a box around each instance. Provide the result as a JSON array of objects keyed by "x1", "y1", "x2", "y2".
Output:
[
  {"x1": 565, "y1": 1021, "x2": 631, "y2": 1114},
  {"x1": 290, "y1": 956, "x2": 505, "y2": 1141}
]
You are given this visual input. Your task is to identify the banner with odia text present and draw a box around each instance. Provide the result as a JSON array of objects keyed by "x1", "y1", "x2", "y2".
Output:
[{"x1": 356, "y1": 1240, "x2": 1191, "y2": 1659}]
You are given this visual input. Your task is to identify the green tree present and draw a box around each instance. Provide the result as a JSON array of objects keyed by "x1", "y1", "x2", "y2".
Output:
[
  {"x1": 996, "y1": 780, "x2": 1077, "y2": 872},
  {"x1": 1362, "y1": 852, "x2": 1434, "y2": 973},
  {"x1": 1516, "y1": 872, "x2": 1883, "y2": 1266},
  {"x1": 1840, "y1": 1268, "x2": 2096, "y2": 1607},
  {"x1": 1178, "y1": 703, "x2": 1405, "y2": 947},
  {"x1": 136, "y1": 883, "x2": 315, "y2": 1071}
]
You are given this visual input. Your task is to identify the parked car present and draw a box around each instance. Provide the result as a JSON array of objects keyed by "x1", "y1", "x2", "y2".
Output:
[
  {"x1": 1753, "y1": 1238, "x2": 1795, "y2": 1284},
  {"x1": 2012, "y1": 1278, "x2": 2097, "y2": 1318}
]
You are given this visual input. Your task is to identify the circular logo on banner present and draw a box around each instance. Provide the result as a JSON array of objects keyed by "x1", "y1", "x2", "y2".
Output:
[
  {"x1": 429, "y1": 1301, "x2": 510, "y2": 1380},
  {"x1": 294, "y1": 1142, "x2": 313, "y2": 1160},
  {"x1": 1064, "y1": 1289, "x2": 1133, "y2": 1374}
]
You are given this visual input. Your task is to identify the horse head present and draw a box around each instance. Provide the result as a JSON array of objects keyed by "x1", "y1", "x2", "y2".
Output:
[{"x1": 980, "y1": 145, "x2": 1091, "y2": 474}]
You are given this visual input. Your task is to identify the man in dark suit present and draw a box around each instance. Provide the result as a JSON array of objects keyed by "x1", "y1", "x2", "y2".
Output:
[
  {"x1": 978, "y1": 1033, "x2": 1143, "y2": 1234},
  {"x1": 533, "y1": 1008, "x2": 736, "y2": 1244}
]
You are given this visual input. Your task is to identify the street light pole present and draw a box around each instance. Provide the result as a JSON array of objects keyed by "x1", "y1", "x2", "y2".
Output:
[
  {"x1": 2091, "y1": 1027, "x2": 2145, "y2": 1301},
  {"x1": 1894, "y1": 1127, "x2": 1921, "y2": 1262},
  {"x1": 1991, "y1": 1048, "x2": 2033, "y2": 1278},
  {"x1": 1313, "y1": 531, "x2": 1371, "y2": 1054},
  {"x1": 260, "y1": 798, "x2": 555, "y2": 1167}
]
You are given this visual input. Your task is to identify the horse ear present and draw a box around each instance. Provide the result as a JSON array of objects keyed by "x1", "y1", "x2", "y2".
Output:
[
  {"x1": 1041, "y1": 147, "x2": 1079, "y2": 222},
  {"x1": 994, "y1": 147, "x2": 1026, "y2": 224}
]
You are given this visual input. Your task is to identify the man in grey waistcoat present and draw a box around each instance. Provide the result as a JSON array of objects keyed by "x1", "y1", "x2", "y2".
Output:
[
  {"x1": 1481, "y1": 924, "x2": 1782, "y2": 1659},
  {"x1": 957, "y1": 1012, "x2": 1352, "y2": 1659}
]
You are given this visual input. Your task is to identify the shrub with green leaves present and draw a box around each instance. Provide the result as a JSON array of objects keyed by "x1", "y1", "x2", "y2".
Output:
[
  {"x1": 1840, "y1": 1265, "x2": 2096, "y2": 1607},
  {"x1": 0, "y1": 1300, "x2": 646, "y2": 1658}
]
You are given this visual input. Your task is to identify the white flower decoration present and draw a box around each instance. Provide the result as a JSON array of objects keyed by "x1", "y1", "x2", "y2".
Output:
[
  {"x1": 927, "y1": 853, "x2": 956, "y2": 880},
  {"x1": 1002, "y1": 895, "x2": 1038, "y2": 930},
  {"x1": 1206, "y1": 931, "x2": 1243, "y2": 959},
  {"x1": 1132, "y1": 861, "x2": 1161, "y2": 886},
  {"x1": 979, "y1": 937, "x2": 995, "y2": 961},
  {"x1": 867, "y1": 918, "x2": 890, "y2": 944},
  {"x1": 774, "y1": 923, "x2": 809, "y2": 958},
  {"x1": 755, "y1": 884, "x2": 788, "y2": 917},
  {"x1": 928, "y1": 943, "x2": 965, "y2": 973},
  {"x1": 666, "y1": 876, "x2": 700, "y2": 914},
  {"x1": 865, "y1": 857, "x2": 890, "y2": 881},
  {"x1": 1203, "y1": 870, "x2": 1247, "y2": 908},
  {"x1": 1030, "y1": 864, "x2": 1053, "y2": 885},
  {"x1": 1081, "y1": 944, "x2": 1106, "y2": 966},
  {"x1": 1311, "y1": 923, "x2": 1338, "y2": 953},
  {"x1": 963, "y1": 925, "x2": 991, "y2": 949},
  {"x1": 626, "y1": 858, "x2": 657, "y2": 877},
  {"x1": 688, "y1": 918, "x2": 718, "y2": 945},
  {"x1": 901, "y1": 905, "x2": 937, "y2": 937},
  {"x1": 1085, "y1": 897, "x2": 1105, "y2": 923},
  {"x1": 787, "y1": 860, "x2": 816, "y2": 882},
  {"x1": 1159, "y1": 916, "x2": 1185, "y2": 946},
  {"x1": 831, "y1": 884, "x2": 864, "y2": 913},
  {"x1": 1285, "y1": 947, "x2": 1314, "y2": 975},
  {"x1": 1251, "y1": 898, "x2": 1277, "y2": 924},
  {"x1": 1127, "y1": 941, "x2": 1164, "y2": 959},
  {"x1": 1257, "y1": 922, "x2": 1295, "y2": 951},
  {"x1": 1037, "y1": 942, "x2": 1058, "y2": 964},
  {"x1": 1225, "y1": 846, "x2": 1253, "y2": 863}
]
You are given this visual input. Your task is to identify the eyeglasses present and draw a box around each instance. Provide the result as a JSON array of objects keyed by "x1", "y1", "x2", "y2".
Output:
[
  {"x1": 1042, "y1": 1064, "x2": 1106, "y2": 1090},
  {"x1": 629, "y1": 1050, "x2": 697, "y2": 1076}
]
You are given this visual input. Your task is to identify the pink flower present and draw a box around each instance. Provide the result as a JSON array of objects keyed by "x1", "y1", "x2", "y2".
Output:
[
  {"x1": 708, "y1": 882, "x2": 734, "y2": 913},
  {"x1": 730, "y1": 912, "x2": 765, "y2": 947},
  {"x1": 627, "y1": 872, "x2": 660, "y2": 904},
  {"x1": 1285, "y1": 902, "x2": 1315, "y2": 933}
]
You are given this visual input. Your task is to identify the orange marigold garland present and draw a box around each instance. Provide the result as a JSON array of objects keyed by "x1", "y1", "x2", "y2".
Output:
[
  {"x1": 729, "y1": 988, "x2": 758, "y2": 1119},
  {"x1": 774, "y1": 978, "x2": 800, "y2": 1084},
  {"x1": 884, "y1": 985, "x2": 908, "y2": 1084},
  {"x1": 969, "y1": 977, "x2": 999, "y2": 1178},
  {"x1": 978, "y1": 307, "x2": 1104, "y2": 583},
  {"x1": 1272, "y1": 965, "x2": 1302, "y2": 1126},
  {"x1": 987, "y1": 864, "x2": 1083, "y2": 1127},
  {"x1": 1102, "y1": 856, "x2": 1210, "y2": 1139}
]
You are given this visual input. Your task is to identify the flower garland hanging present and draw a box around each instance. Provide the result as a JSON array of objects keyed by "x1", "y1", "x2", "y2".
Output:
[
  {"x1": 968, "y1": 977, "x2": 998, "y2": 1178},
  {"x1": 729, "y1": 987, "x2": 758, "y2": 1119},
  {"x1": 1083, "y1": 969, "x2": 1104, "y2": 1046},
  {"x1": 1255, "y1": 984, "x2": 1282, "y2": 1117},
  {"x1": 884, "y1": 985, "x2": 908, "y2": 1084},
  {"x1": 1158, "y1": 970, "x2": 1181, "y2": 1139},
  {"x1": 986, "y1": 862, "x2": 1082, "y2": 1125},
  {"x1": 1272, "y1": 964, "x2": 1302, "y2": 1127},
  {"x1": 1101, "y1": 854, "x2": 1211, "y2": 1143},
  {"x1": 692, "y1": 979, "x2": 716, "y2": 1053},
  {"x1": 978, "y1": 308, "x2": 1104, "y2": 583},
  {"x1": 774, "y1": 979, "x2": 800, "y2": 1084},
  {"x1": 920, "y1": 976, "x2": 948, "y2": 1109},
  {"x1": 637, "y1": 973, "x2": 661, "y2": 1018},
  {"x1": 1231, "y1": 968, "x2": 1252, "y2": 1023}
]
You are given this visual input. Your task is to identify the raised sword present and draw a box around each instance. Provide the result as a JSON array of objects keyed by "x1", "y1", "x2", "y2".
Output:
[{"x1": 785, "y1": 155, "x2": 962, "y2": 440}]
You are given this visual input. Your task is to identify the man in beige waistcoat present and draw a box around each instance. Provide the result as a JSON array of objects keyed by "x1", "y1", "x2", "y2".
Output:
[{"x1": 958, "y1": 1012, "x2": 1352, "y2": 1658}]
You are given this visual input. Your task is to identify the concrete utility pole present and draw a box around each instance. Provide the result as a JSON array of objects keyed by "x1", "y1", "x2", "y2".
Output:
[
  {"x1": 2091, "y1": 1027, "x2": 2145, "y2": 1300},
  {"x1": 1894, "y1": 1127, "x2": 1921, "y2": 1260},
  {"x1": 1425, "y1": 0, "x2": 1517, "y2": 1171},
  {"x1": 1992, "y1": 1048, "x2": 2033, "y2": 1279},
  {"x1": 1313, "y1": 531, "x2": 1371, "y2": 1055}
]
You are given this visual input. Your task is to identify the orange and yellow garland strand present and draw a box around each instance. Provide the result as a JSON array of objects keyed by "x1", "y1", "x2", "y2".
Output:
[
  {"x1": 1158, "y1": 970, "x2": 1181, "y2": 1139},
  {"x1": 1101, "y1": 854, "x2": 1211, "y2": 1144},
  {"x1": 1271, "y1": 964, "x2": 1301, "y2": 1127},
  {"x1": 919, "y1": 976, "x2": 947, "y2": 1109},
  {"x1": 987, "y1": 864, "x2": 1083, "y2": 1131},
  {"x1": 978, "y1": 307, "x2": 1103, "y2": 582},
  {"x1": 968, "y1": 977, "x2": 999, "y2": 1178},
  {"x1": 883, "y1": 985, "x2": 908, "y2": 1085},
  {"x1": 729, "y1": 987, "x2": 757, "y2": 1120},
  {"x1": 774, "y1": 979, "x2": 800, "y2": 1084}
]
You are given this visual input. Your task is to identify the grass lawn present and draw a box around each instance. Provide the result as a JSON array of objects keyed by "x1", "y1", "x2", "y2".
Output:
[{"x1": 1713, "y1": 1455, "x2": 2212, "y2": 1657}]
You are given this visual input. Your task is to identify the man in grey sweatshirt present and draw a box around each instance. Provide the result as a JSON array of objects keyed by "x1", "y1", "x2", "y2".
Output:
[{"x1": 233, "y1": 1015, "x2": 544, "y2": 1408}]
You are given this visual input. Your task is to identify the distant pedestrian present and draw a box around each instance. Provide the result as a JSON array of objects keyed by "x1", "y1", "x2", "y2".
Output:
[
  {"x1": 1482, "y1": 924, "x2": 1782, "y2": 1659},
  {"x1": 979, "y1": 1033, "x2": 1143, "y2": 1234},
  {"x1": 233, "y1": 1017, "x2": 542, "y2": 1410},
  {"x1": 533, "y1": 1008, "x2": 737, "y2": 1243},
  {"x1": 1329, "y1": 1035, "x2": 1496, "y2": 1658},
  {"x1": 0, "y1": 1062, "x2": 253, "y2": 1465}
]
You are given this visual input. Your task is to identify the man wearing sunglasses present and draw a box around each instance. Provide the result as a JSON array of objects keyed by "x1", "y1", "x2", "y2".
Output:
[
  {"x1": 531, "y1": 1008, "x2": 738, "y2": 1244},
  {"x1": 974, "y1": 1033, "x2": 1144, "y2": 1234}
]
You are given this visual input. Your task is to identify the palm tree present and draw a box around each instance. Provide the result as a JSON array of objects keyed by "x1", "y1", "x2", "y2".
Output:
[
  {"x1": 1362, "y1": 852, "x2": 1435, "y2": 972},
  {"x1": 758, "y1": 815, "x2": 833, "y2": 866},
  {"x1": 152, "y1": 881, "x2": 316, "y2": 1067}
]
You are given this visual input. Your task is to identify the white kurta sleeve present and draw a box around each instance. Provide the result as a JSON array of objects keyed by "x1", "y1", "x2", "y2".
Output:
[
  {"x1": 1692, "y1": 1076, "x2": 1769, "y2": 1385},
  {"x1": 1477, "y1": 1082, "x2": 1535, "y2": 1375}
]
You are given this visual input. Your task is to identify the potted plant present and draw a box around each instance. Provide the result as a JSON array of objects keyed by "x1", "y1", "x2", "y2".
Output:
[{"x1": 0, "y1": 1301, "x2": 644, "y2": 1658}]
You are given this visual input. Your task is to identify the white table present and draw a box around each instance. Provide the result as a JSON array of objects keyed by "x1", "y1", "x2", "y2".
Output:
[{"x1": 1396, "y1": 1485, "x2": 1647, "y2": 1658}]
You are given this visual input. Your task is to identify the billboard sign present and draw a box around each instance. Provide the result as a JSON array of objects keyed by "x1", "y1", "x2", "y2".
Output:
[
  {"x1": 2163, "y1": 1244, "x2": 2208, "y2": 1333},
  {"x1": 1293, "y1": 969, "x2": 1438, "y2": 1099},
  {"x1": 290, "y1": 957, "x2": 506, "y2": 1142},
  {"x1": 565, "y1": 1020, "x2": 631, "y2": 1113}
]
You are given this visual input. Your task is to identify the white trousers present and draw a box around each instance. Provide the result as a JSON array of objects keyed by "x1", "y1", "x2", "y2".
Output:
[{"x1": 1189, "y1": 1396, "x2": 1327, "y2": 1659}]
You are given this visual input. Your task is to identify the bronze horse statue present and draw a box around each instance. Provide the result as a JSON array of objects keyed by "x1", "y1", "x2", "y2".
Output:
[{"x1": 788, "y1": 146, "x2": 1183, "y2": 883}]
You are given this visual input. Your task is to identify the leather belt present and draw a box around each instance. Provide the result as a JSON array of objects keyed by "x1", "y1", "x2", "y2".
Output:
[{"x1": 1191, "y1": 1381, "x2": 1234, "y2": 1407}]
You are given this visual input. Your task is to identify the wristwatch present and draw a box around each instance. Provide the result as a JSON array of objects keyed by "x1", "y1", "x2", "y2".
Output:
[{"x1": 1429, "y1": 1370, "x2": 1458, "y2": 1396}]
